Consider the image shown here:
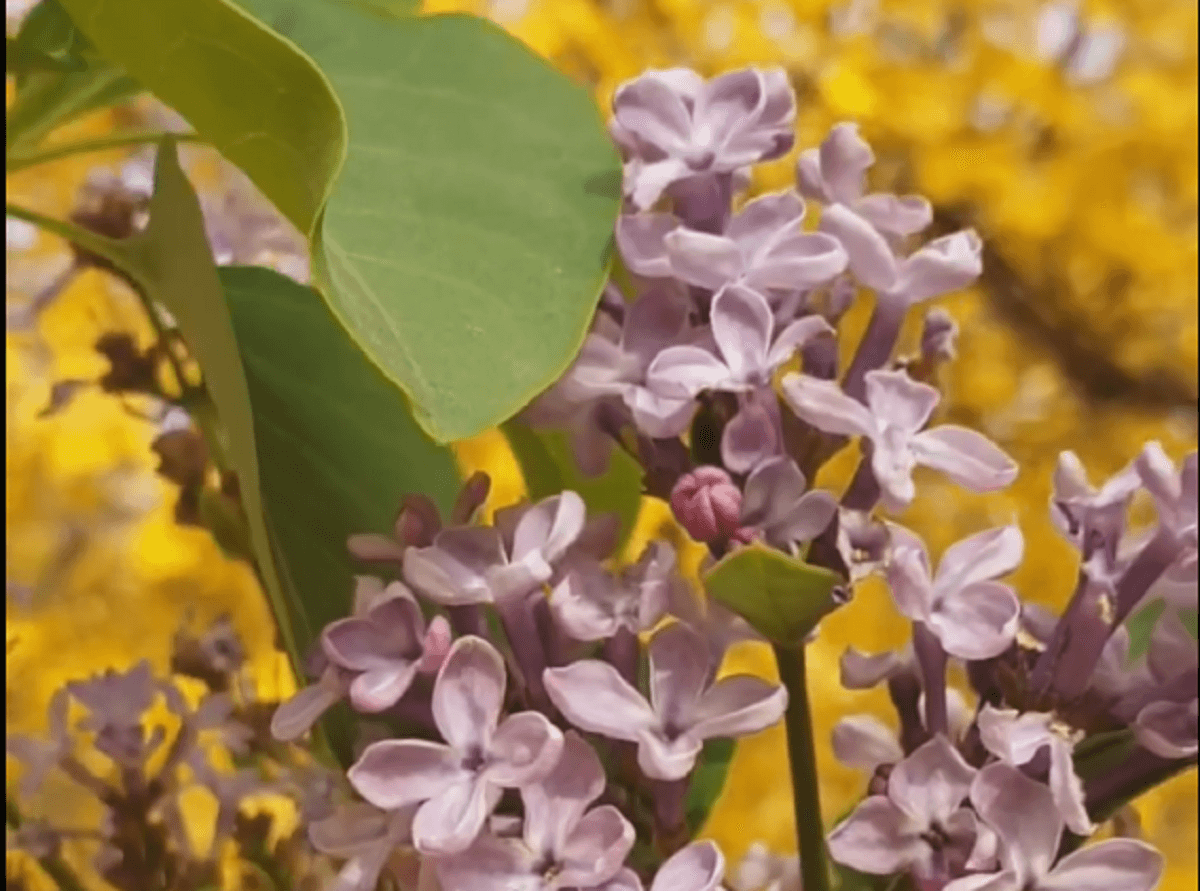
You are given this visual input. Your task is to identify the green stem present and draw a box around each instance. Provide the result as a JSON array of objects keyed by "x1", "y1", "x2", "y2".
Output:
[
  {"x1": 773, "y1": 644, "x2": 832, "y2": 891},
  {"x1": 6, "y1": 130, "x2": 206, "y2": 173}
]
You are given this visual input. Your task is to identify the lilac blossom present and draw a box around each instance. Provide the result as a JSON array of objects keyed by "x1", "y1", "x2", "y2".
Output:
[
  {"x1": 599, "y1": 840, "x2": 727, "y2": 891},
  {"x1": 781, "y1": 369, "x2": 1018, "y2": 511},
  {"x1": 543, "y1": 622, "x2": 786, "y2": 780},
  {"x1": 320, "y1": 580, "x2": 450, "y2": 713},
  {"x1": 720, "y1": 388, "x2": 784, "y2": 473},
  {"x1": 1049, "y1": 450, "x2": 1140, "y2": 554},
  {"x1": 648, "y1": 284, "x2": 831, "y2": 398},
  {"x1": 551, "y1": 541, "x2": 677, "y2": 641},
  {"x1": 832, "y1": 688, "x2": 972, "y2": 772},
  {"x1": 1134, "y1": 442, "x2": 1198, "y2": 579},
  {"x1": 403, "y1": 491, "x2": 585, "y2": 606},
  {"x1": 738, "y1": 456, "x2": 838, "y2": 551},
  {"x1": 610, "y1": 68, "x2": 795, "y2": 210},
  {"x1": 435, "y1": 732, "x2": 635, "y2": 890},
  {"x1": 549, "y1": 284, "x2": 698, "y2": 439},
  {"x1": 348, "y1": 637, "x2": 563, "y2": 855},
  {"x1": 975, "y1": 705, "x2": 1093, "y2": 836},
  {"x1": 884, "y1": 524, "x2": 1024, "y2": 660},
  {"x1": 944, "y1": 763, "x2": 1163, "y2": 891},
  {"x1": 308, "y1": 802, "x2": 417, "y2": 891},
  {"x1": 828, "y1": 735, "x2": 990, "y2": 882}
]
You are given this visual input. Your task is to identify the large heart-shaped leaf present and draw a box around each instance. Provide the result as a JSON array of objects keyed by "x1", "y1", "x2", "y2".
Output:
[
  {"x1": 221, "y1": 265, "x2": 461, "y2": 634},
  {"x1": 55, "y1": 0, "x2": 347, "y2": 236},
  {"x1": 62, "y1": 0, "x2": 622, "y2": 443}
]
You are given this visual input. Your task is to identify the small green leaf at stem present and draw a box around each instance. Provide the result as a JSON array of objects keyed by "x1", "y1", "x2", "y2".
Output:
[{"x1": 703, "y1": 544, "x2": 845, "y2": 646}]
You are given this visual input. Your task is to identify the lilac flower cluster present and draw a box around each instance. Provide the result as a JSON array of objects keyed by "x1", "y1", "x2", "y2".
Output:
[{"x1": 276, "y1": 66, "x2": 1192, "y2": 891}]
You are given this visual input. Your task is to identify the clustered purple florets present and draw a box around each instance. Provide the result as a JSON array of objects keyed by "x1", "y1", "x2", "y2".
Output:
[
  {"x1": 11, "y1": 66, "x2": 1194, "y2": 891},
  {"x1": 270, "y1": 65, "x2": 1193, "y2": 891}
]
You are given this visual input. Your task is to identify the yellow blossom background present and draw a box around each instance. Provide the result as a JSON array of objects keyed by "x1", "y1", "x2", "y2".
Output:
[{"x1": 6, "y1": 0, "x2": 1197, "y2": 888}]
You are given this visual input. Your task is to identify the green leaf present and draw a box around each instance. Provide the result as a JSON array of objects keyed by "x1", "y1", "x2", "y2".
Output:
[
  {"x1": 6, "y1": 63, "x2": 142, "y2": 155},
  {"x1": 55, "y1": 0, "x2": 347, "y2": 237},
  {"x1": 256, "y1": 0, "x2": 622, "y2": 441},
  {"x1": 502, "y1": 421, "x2": 643, "y2": 553},
  {"x1": 685, "y1": 737, "x2": 735, "y2": 835},
  {"x1": 7, "y1": 0, "x2": 91, "y2": 78},
  {"x1": 1180, "y1": 606, "x2": 1198, "y2": 641},
  {"x1": 1125, "y1": 598, "x2": 1167, "y2": 663},
  {"x1": 703, "y1": 544, "x2": 845, "y2": 646},
  {"x1": 221, "y1": 265, "x2": 461, "y2": 634},
  {"x1": 8, "y1": 141, "x2": 303, "y2": 671},
  {"x1": 71, "y1": 0, "x2": 620, "y2": 442}
]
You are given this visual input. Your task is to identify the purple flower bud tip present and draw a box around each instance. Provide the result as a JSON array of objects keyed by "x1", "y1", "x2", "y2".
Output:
[{"x1": 671, "y1": 466, "x2": 743, "y2": 543}]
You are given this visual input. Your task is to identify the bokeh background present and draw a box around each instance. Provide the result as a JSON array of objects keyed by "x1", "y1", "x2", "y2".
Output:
[{"x1": 7, "y1": 0, "x2": 1197, "y2": 888}]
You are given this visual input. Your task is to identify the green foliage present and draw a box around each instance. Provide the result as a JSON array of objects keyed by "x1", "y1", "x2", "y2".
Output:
[
  {"x1": 703, "y1": 544, "x2": 844, "y2": 646},
  {"x1": 6, "y1": 1, "x2": 142, "y2": 157},
  {"x1": 7, "y1": 140, "x2": 305, "y2": 668},
  {"x1": 64, "y1": 0, "x2": 622, "y2": 443},
  {"x1": 245, "y1": 0, "x2": 623, "y2": 441},
  {"x1": 503, "y1": 421, "x2": 643, "y2": 552},
  {"x1": 55, "y1": 0, "x2": 347, "y2": 237},
  {"x1": 685, "y1": 737, "x2": 735, "y2": 835},
  {"x1": 1125, "y1": 598, "x2": 1167, "y2": 662},
  {"x1": 222, "y1": 265, "x2": 461, "y2": 635}
]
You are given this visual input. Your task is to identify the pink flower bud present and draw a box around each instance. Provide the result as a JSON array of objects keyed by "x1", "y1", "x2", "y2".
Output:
[
  {"x1": 671, "y1": 466, "x2": 743, "y2": 543},
  {"x1": 417, "y1": 615, "x2": 453, "y2": 673}
]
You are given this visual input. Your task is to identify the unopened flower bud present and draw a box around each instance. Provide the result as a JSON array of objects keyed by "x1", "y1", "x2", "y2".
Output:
[
  {"x1": 920, "y1": 307, "x2": 959, "y2": 365},
  {"x1": 671, "y1": 466, "x2": 742, "y2": 543}
]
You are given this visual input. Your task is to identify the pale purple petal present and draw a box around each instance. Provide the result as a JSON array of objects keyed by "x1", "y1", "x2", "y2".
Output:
[
  {"x1": 270, "y1": 671, "x2": 346, "y2": 741},
  {"x1": 773, "y1": 489, "x2": 839, "y2": 545},
  {"x1": 928, "y1": 580, "x2": 1021, "y2": 660},
  {"x1": 665, "y1": 229, "x2": 745, "y2": 289},
  {"x1": 911, "y1": 426, "x2": 1019, "y2": 493},
  {"x1": 647, "y1": 345, "x2": 732, "y2": 399},
  {"x1": 617, "y1": 213, "x2": 677, "y2": 278},
  {"x1": 854, "y1": 194, "x2": 932, "y2": 236},
  {"x1": 1049, "y1": 735, "x2": 1094, "y2": 836},
  {"x1": 558, "y1": 806, "x2": 636, "y2": 887},
  {"x1": 741, "y1": 456, "x2": 810, "y2": 526},
  {"x1": 766, "y1": 314, "x2": 833, "y2": 368},
  {"x1": 627, "y1": 386, "x2": 698, "y2": 437},
  {"x1": 523, "y1": 731, "x2": 605, "y2": 857},
  {"x1": 711, "y1": 284, "x2": 773, "y2": 382},
  {"x1": 935, "y1": 526, "x2": 1024, "y2": 597},
  {"x1": 350, "y1": 664, "x2": 420, "y2": 713},
  {"x1": 411, "y1": 777, "x2": 495, "y2": 855},
  {"x1": 612, "y1": 77, "x2": 694, "y2": 156},
  {"x1": 832, "y1": 715, "x2": 904, "y2": 770},
  {"x1": 840, "y1": 646, "x2": 906, "y2": 689},
  {"x1": 621, "y1": 284, "x2": 691, "y2": 368},
  {"x1": 1039, "y1": 839, "x2": 1164, "y2": 891},
  {"x1": 636, "y1": 728, "x2": 704, "y2": 781},
  {"x1": 435, "y1": 834, "x2": 540, "y2": 891},
  {"x1": 689, "y1": 675, "x2": 788, "y2": 740},
  {"x1": 544, "y1": 661, "x2": 658, "y2": 742},
  {"x1": 348, "y1": 740, "x2": 469, "y2": 811},
  {"x1": 650, "y1": 840, "x2": 726, "y2": 891},
  {"x1": 432, "y1": 637, "x2": 506, "y2": 753},
  {"x1": 864, "y1": 369, "x2": 940, "y2": 434},
  {"x1": 721, "y1": 400, "x2": 778, "y2": 473},
  {"x1": 780, "y1": 373, "x2": 876, "y2": 437},
  {"x1": 551, "y1": 568, "x2": 623, "y2": 641},
  {"x1": 969, "y1": 763, "x2": 1061, "y2": 883},
  {"x1": 796, "y1": 149, "x2": 829, "y2": 202},
  {"x1": 819, "y1": 203, "x2": 898, "y2": 291},
  {"x1": 405, "y1": 528, "x2": 505, "y2": 605},
  {"x1": 1134, "y1": 699, "x2": 1198, "y2": 758},
  {"x1": 976, "y1": 707, "x2": 1053, "y2": 765},
  {"x1": 513, "y1": 491, "x2": 586, "y2": 566},
  {"x1": 888, "y1": 735, "x2": 976, "y2": 828},
  {"x1": 828, "y1": 796, "x2": 924, "y2": 875},
  {"x1": 625, "y1": 157, "x2": 692, "y2": 210},
  {"x1": 648, "y1": 622, "x2": 712, "y2": 727},
  {"x1": 885, "y1": 534, "x2": 936, "y2": 623},
  {"x1": 895, "y1": 229, "x2": 982, "y2": 304},
  {"x1": 746, "y1": 232, "x2": 848, "y2": 291},
  {"x1": 728, "y1": 190, "x2": 805, "y2": 249},
  {"x1": 942, "y1": 874, "x2": 1020, "y2": 891},
  {"x1": 818, "y1": 123, "x2": 874, "y2": 204},
  {"x1": 484, "y1": 711, "x2": 564, "y2": 788},
  {"x1": 597, "y1": 868, "x2": 644, "y2": 891}
]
